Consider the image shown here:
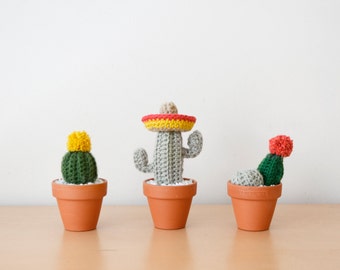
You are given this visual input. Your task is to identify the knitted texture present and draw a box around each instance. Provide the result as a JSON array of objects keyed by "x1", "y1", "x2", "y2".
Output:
[
  {"x1": 269, "y1": 135, "x2": 293, "y2": 157},
  {"x1": 160, "y1": 101, "x2": 178, "y2": 114},
  {"x1": 231, "y1": 135, "x2": 293, "y2": 187},
  {"x1": 61, "y1": 131, "x2": 97, "y2": 184},
  {"x1": 134, "y1": 102, "x2": 203, "y2": 185},
  {"x1": 258, "y1": 135, "x2": 293, "y2": 186},
  {"x1": 62, "y1": 152, "x2": 97, "y2": 184},
  {"x1": 231, "y1": 169, "x2": 264, "y2": 186},
  {"x1": 142, "y1": 114, "x2": 196, "y2": 132},
  {"x1": 67, "y1": 131, "x2": 91, "y2": 152},
  {"x1": 257, "y1": 154, "x2": 283, "y2": 186}
]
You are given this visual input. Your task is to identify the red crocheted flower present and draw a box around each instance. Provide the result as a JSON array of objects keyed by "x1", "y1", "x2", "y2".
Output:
[{"x1": 269, "y1": 135, "x2": 293, "y2": 157}]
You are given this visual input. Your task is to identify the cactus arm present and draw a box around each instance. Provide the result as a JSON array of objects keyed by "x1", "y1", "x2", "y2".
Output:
[
  {"x1": 134, "y1": 148, "x2": 154, "y2": 173},
  {"x1": 182, "y1": 130, "x2": 203, "y2": 158}
]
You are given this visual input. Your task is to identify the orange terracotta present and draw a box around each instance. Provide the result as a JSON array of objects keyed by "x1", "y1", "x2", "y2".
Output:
[
  {"x1": 143, "y1": 178, "x2": 197, "y2": 230},
  {"x1": 52, "y1": 179, "x2": 107, "y2": 232},
  {"x1": 227, "y1": 181, "x2": 282, "y2": 231}
]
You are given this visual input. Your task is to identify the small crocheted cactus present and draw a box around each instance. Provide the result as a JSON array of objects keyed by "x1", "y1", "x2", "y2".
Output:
[
  {"x1": 258, "y1": 135, "x2": 293, "y2": 186},
  {"x1": 62, "y1": 131, "x2": 98, "y2": 184},
  {"x1": 134, "y1": 102, "x2": 203, "y2": 185},
  {"x1": 231, "y1": 169, "x2": 264, "y2": 186},
  {"x1": 232, "y1": 135, "x2": 293, "y2": 186}
]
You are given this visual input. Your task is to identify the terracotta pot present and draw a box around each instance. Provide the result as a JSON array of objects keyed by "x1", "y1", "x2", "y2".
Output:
[
  {"x1": 227, "y1": 181, "x2": 282, "y2": 231},
  {"x1": 52, "y1": 179, "x2": 107, "y2": 232},
  {"x1": 143, "y1": 178, "x2": 197, "y2": 230}
]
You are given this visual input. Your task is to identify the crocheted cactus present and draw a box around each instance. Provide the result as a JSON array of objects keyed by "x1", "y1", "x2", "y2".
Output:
[
  {"x1": 231, "y1": 135, "x2": 293, "y2": 186},
  {"x1": 134, "y1": 102, "x2": 203, "y2": 185},
  {"x1": 231, "y1": 169, "x2": 264, "y2": 186},
  {"x1": 258, "y1": 135, "x2": 293, "y2": 186},
  {"x1": 62, "y1": 131, "x2": 98, "y2": 184}
]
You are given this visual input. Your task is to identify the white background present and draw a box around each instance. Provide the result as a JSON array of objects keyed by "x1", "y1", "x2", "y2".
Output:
[{"x1": 1, "y1": 0, "x2": 339, "y2": 205}]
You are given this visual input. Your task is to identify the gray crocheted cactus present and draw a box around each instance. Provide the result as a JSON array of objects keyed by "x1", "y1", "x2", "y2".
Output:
[
  {"x1": 134, "y1": 102, "x2": 203, "y2": 185},
  {"x1": 231, "y1": 169, "x2": 264, "y2": 186}
]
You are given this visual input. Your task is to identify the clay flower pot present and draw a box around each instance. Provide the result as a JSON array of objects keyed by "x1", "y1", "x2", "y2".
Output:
[
  {"x1": 52, "y1": 179, "x2": 107, "y2": 231},
  {"x1": 143, "y1": 178, "x2": 197, "y2": 230},
  {"x1": 227, "y1": 181, "x2": 282, "y2": 231}
]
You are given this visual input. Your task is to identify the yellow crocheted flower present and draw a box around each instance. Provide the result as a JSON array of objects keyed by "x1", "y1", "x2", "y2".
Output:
[{"x1": 67, "y1": 131, "x2": 91, "y2": 152}]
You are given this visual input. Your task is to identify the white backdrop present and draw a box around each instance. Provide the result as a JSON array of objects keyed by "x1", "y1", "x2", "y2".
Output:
[{"x1": 1, "y1": 0, "x2": 339, "y2": 205}]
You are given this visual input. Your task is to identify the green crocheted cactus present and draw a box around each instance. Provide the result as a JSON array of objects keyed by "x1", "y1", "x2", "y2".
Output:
[
  {"x1": 134, "y1": 102, "x2": 203, "y2": 185},
  {"x1": 258, "y1": 135, "x2": 293, "y2": 186},
  {"x1": 61, "y1": 131, "x2": 97, "y2": 184}
]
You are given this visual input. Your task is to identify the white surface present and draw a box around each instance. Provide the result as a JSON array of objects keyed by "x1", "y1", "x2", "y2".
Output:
[{"x1": 0, "y1": 0, "x2": 339, "y2": 205}]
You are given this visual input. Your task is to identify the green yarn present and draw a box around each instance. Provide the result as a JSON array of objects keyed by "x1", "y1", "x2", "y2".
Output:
[
  {"x1": 257, "y1": 154, "x2": 284, "y2": 186},
  {"x1": 62, "y1": 151, "x2": 97, "y2": 184}
]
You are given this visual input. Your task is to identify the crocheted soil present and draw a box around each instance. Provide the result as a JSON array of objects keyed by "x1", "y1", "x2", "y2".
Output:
[
  {"x1": 146, "y1": 178, "x2": 194, "y2": 186},
  {"x1": 54, "y1": 178, "x2": 104, "y2": 185}
]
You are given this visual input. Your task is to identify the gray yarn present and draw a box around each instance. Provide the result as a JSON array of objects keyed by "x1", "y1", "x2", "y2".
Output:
[
  {"x1": 134, "y1": 130, "x2": 203, "y2": 185},
  {"x1": 231, "y1": 169, "x2": 264, "y2": 186}
]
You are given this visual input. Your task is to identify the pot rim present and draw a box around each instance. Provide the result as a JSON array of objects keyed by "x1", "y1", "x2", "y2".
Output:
[
  {"x1": 52, "y1": 178, "x2": 107, "y2": 200},
  {"x1": 52, "y1": 178, "x2": 107, "y2": 185},
  {"x1": 227, "y1": 180, "x2": 282, "y2": 201},
  {"x1": 143, "y1": 178, "x2": 197, "y2": 199}
]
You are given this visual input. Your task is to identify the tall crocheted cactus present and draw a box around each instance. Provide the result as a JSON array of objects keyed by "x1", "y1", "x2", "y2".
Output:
[
  {"x1": 232, "y1": 135, "x2": 293, "y2": 186},
  {"x1": 62, "y1": 131, "x2": 98, "y2": 184},
  {"x1": 134, "y1": 102, "x2": 203, "y2": 185},
  {"x1": 258, "y1": 135, "x2": 293, "y2": 186}
]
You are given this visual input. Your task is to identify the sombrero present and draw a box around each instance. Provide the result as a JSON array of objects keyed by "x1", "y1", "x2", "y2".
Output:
[{"x1": 141, "y1": 102, "x2": 196, "y2": 132}]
